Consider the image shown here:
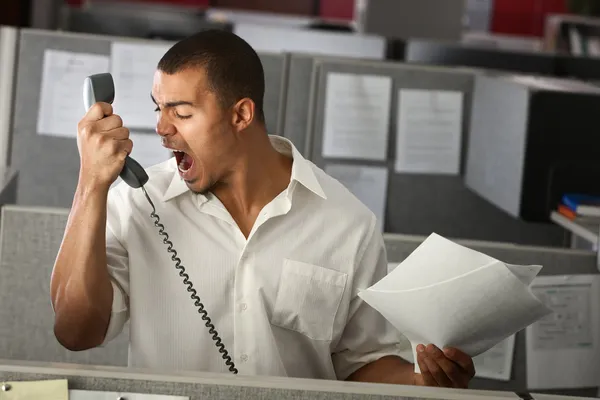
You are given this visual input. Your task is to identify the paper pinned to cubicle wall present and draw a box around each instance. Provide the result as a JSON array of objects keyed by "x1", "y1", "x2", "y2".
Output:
[
  {"x1": 70, "y1": 390, "x2": 189, "y2": 400},
  {"x1": 325, "y1": 164, "x2": 388, "y2": 231},
  {"x1": 395, "y1": 89, "x2": 463, "y2": 175},
  {"x1": 110, "y1": 41, "x2": 173, "y2": 130},
  {"x1": 0, "y1": 379, "x2": 68, "y2": 400},
  {"x1": 472, "y1": 335, "x2": 515, "y2": 381},
  {"x1": 526, "y1": 275, "x2": 600, "y2": 390},
  {"x1": 358, "y1": 233, "x2": 552, "y2": 374},
  {"x1": 322, "y1": 73, "x2": 392, "y2": 161},
  {"x1": 37, "y1": 50, "x2": 110, "y2": 137}
]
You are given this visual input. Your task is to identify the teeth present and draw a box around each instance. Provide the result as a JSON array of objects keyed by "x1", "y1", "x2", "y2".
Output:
[{"x1": 178, "y1": 160, "x2": 190, "y2": 172}]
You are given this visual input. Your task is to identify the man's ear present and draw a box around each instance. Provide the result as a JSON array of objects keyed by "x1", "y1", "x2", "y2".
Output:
[{"x1": 232, "y1": 98, "x2": 255, "y2": 131}]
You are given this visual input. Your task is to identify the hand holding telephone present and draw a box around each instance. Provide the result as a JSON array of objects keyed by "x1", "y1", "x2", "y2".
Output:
[
  {"x1": 83, "y1": 74, "x2": 148, "y2": 189},
  {"x1": 82, "y1": 73, "x2": 238, "y2": 374}
]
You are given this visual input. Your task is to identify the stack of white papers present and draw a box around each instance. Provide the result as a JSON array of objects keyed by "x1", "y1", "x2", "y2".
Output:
[{"x1": 359, "y1": 233, "x2": 552, "y2": 373}]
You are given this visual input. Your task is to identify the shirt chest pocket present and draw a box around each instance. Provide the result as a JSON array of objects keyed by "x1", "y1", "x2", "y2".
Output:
[{"x1": 271, "y1": 259, "x2": 348, "y2": 341}]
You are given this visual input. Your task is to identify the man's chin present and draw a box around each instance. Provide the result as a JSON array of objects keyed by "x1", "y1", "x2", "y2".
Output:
[{"x1": 186, "y1": 180, "x2": 212, "y2": 196}]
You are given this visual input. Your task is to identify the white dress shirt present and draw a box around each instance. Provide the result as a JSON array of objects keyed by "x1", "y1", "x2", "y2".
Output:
[{"x1": 103, "y1": 135, "x2": 407, "y2": 379}]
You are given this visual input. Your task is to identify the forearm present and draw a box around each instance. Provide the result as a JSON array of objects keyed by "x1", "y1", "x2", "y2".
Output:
[
  {"x1": 51, "y1": 180, "x2": 113, "y2": 350},
  {"x1": 346, "y1": 356, "x2": 416, "y2": 385}
]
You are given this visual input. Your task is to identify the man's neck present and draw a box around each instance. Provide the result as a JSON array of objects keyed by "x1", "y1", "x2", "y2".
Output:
[{"x1": 212, "y1": 133, "x2": 293, "y2": 235}]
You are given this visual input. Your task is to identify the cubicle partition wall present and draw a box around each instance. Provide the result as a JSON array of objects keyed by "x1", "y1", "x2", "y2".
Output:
[
  {"x1": 0, "y1": 204, "x2": 596, "y2": 398},
  {"x1": 403, "y1": 40, "x2": 557, "y2": 76},
  {"x1": 0, "y1": 26, "x2": 18, "y2": 171},
  {"x1": 384, "y1": 234, "x2": 599, "y2": 398},
  {"x1": 0, "y1": 360, "x2": 531, "y2": 400},
  {"x1": 0, "y1": 205, "x2": 128, "y2": 366},
  {"x1": 11, "y1": 28, "x2": 288, "y2": 208},
  {"x1": 306, "y1": 58, "x2": 565, "y2": 246},
  {"x1": 233, "y1": 23, "x2": 387, "y2": 60}
]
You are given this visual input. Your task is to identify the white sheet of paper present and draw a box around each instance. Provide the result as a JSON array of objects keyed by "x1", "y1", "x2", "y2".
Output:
[
  {"x1": 37, "y1": 50, "x2": 110, "y2": 137},
  {"x1": 358, "y1": 233, "x2": 552, "y2": 373},
  {"x1": 0, "y1": 379, "x2": 68, "y2": 400},
  {"x1": 325, "y1": 164, "x2": 388, "y2": 231},
  {"x1": 129, "y1": 132, "x2": 172, "y2": 169},
  {"x1": 110, "y1": 41, "x2": 173, "y2": 129},
  {"x1": 395, "y1": 90, "x2": 463, "y2": 175},
  {"x1": 69, "y1": 390, "x2": 188, "y2": 400},
  {"x1": 526, "y1": 275, "x2": 600, "y2": 390},
  {"x1": 322, "y1": 73, "x2": 392, "y2": 161},
  {"x1": 472, "y1": 335, "x2": 515, "y2": 381}
]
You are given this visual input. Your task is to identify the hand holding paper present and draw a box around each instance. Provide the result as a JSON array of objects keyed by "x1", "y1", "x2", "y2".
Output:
[{"x1": 358, "y1": 233, "x2": 552, "y2": 374}]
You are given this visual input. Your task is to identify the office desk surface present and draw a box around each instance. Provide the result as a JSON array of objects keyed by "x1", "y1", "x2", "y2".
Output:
[{"x1": 0, "y1": 359, "x2": 524, "y2": 400}]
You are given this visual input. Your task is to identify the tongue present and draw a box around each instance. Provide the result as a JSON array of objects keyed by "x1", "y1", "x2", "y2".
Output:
[{"x1": 179, "y1": 153, "x2": 193, "y2": 172}]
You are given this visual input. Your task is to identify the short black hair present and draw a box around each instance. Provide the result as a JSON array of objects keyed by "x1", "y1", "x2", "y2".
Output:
[{"x1": 157, "y1": 29, "x2": 265, "y2": 123}]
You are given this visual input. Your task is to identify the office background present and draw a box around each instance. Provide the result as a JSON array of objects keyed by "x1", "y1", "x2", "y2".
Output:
[{"x1": 1, "y1": 0, "x2": 600, "y2": 399}]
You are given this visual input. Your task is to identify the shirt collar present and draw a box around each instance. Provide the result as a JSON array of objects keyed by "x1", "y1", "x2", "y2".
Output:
[{"x1": 162, "y1": 135, "x2": 326, "y2": 202}]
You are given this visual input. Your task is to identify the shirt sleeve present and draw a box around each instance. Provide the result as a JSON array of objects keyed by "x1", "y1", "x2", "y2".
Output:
[
  {"x1": 331, "y1": 217, "x2": 411, "y2": 380},
  {"x1": 99, "y1": 188, "x2": 131, "y2": 346}
]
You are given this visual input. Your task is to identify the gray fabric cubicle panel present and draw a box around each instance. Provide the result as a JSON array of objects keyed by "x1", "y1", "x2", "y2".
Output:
[
  {"x1": 281, "y1": 53, "x2": 314, "y2": 154},
  {"x1": 384, "y1": 234, "x2": 598, "y2": 397},
  {"x1": 309, "y1": 59, "x2": 564, "y2": 246},
  {"x1": 11, "y1": 29, "x2": 287, "y2": 208},
  {"x1": 0, "y1": 205, "x2": 129, "y2": 366},
  {"x1": 0, "y1": 363, "x2": 499, "y2": 400},
  {"x1": 260, "y1": 51, "x2": 288, "y2": 136}
]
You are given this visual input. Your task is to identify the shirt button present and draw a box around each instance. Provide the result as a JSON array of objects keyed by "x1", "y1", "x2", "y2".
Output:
[
  {"x1": 240, "y1": 303, "x2": 248, "y2": 311},
  {"x1": 240, "y1": 354, "x2": 249, "y2": 362}
]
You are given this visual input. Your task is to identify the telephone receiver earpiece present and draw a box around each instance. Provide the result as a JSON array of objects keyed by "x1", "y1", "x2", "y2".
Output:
[{"x1": 83, "y1": 73, "x2": 149, "y2": 189}]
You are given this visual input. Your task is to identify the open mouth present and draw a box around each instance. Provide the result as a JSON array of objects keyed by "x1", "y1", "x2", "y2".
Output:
[{"x1": 173, "y1": 150, "x2": 194, "y2": 173}]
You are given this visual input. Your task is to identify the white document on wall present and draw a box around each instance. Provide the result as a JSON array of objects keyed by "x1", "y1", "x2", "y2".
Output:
[
  {"x1": 325, "y1": 164, "x2": 388, "y2": 231},
  {"x1": 395, "y1": 89, "x2": 463, "y2": 175},
  {"x1": 110, "y1": 41, "x2": 173, "y2": 129},
  {"x1": 472, "y1": 335, "x2": 515, "y2": 381},
  {"x1": 322, "y1": 73, "x2": 392, "y2": 161},
  {"x1": 69, "y1": 390, "x2": 188, "y2": 400},
  {"x1": 526, "y1": 275, "x2": 600, "y2": 390},
  {"x1": 37, "y1": 50, "x2": 110, "y2": 137},
  {"x1": 358, "y1": 233, "x2": 552, "y2": 374},
  {"x1": 129, "y1": 132, "x2": 172, "y2": 169}
]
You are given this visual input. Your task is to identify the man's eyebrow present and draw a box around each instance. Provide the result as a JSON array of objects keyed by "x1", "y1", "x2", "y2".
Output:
[{"x1": 150, "y1": 94, "x2": 194, "y2": 108}]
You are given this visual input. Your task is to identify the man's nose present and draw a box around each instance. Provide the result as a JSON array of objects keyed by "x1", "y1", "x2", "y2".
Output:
[{"x1": 156, "y1": 115, "x2": 176, "y2": 137}]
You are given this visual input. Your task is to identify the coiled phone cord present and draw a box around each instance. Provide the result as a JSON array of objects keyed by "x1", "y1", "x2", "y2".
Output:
[{"x1": 141, "y1": 186, "x2": 239, "y2": 374}]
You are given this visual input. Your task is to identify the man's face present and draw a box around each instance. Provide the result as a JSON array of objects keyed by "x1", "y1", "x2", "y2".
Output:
[{"x1": 151, "y1": 67, "x2": 235, "y2": 194}]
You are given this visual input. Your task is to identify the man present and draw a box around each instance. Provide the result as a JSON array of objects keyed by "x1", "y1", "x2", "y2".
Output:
[{"x1": 50, "y1": 30, "x2": 475, "y2": 388}]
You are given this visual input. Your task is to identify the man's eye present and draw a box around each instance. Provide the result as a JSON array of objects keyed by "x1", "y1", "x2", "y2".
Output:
[{"x1": 175, "y1": 113, "x2": 192, "y2": 120}]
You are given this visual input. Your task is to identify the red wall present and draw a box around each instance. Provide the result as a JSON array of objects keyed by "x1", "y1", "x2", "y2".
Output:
[
  {"x1": 320, "y1": 0, "x2": 354, "y2": 20},
  {"x1": 491, "y1": 0, "x2": 567, "y2": 36}
]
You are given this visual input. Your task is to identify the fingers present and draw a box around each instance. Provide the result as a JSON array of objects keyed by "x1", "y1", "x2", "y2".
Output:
[
  {"x1": 417, "y1": 344, "x2": 473, "y2": 389},
  {"x1": 416, "y1": 345, "x2": 438, "y2": 387},
  {"x1": 96, "y1": 114, "x2": 123, "y2": 133},
  {"x1": 84, "y1": 102, "x2": 113, "y2": 121},
  {"x1": 426, "y1": 345, "x2": 468, "y2": 388},
  {"x1": 105, "y1": 127, "x2": 130, "y2": 141},
  {"x1": 424, "y1": 352, "x2": 453, "y2": 388},
  {"x1": 120, "y1": 138, "x2": 133, "y2": 156},
  {"x1": 444, "y1": 347, "x2": 476, "y2": 379}
]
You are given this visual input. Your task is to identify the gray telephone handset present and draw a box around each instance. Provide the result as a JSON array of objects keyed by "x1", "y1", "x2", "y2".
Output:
[{"x1": 83, "y1": 73, "x2": 238, "y2": 374}]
